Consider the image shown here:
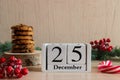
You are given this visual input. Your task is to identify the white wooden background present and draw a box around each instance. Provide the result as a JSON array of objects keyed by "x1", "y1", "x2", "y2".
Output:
[{"x1": 0, "y1": 0, "x2": 120, "y2": 47}]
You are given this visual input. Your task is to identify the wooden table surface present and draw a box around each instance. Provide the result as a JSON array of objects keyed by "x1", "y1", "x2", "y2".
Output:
[{"x1": 3, "y1": 61, "x2": 120, "y2": 80}]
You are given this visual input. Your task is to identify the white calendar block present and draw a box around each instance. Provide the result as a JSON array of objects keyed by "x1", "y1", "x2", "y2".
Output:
[{"x1": 42, "y1": 43, "x2": 91, "y2": 72}]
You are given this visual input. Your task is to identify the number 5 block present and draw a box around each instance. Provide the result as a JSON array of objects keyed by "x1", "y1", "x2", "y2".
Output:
[{"x1": 67, "y1": 43, "x2": 86, "y2": 65}]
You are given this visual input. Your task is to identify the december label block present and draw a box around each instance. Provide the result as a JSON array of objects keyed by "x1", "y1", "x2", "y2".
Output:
[{"x1": 42, "y1": 43, "x2": 91, "y2": 72}]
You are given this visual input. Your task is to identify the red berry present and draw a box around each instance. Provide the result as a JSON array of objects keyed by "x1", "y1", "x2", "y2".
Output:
[
  {"x1": 6, "y1": 66, "x2": 13, "y2": 73},
  {"x1": 107, "y1": 47, "x2": 112, "y2": 52},
  {"x1": 15, "y1": 59, "x2": 22, "y2": 65},
  {"x1": 102, "y1": 46, "x2": 106, "y2": 51},
  {"x1": 9, "y1": 56, "x2": 17, "y2": 62},
  {"x1": 21, "y1": 68, "x2": 29, "y2": 75},
  {"x1": 109, "y1": 46, "x2": 113, "y2": 49},
  {"x1": 0, "y1": 57, "x2": 6, "y2": 63},
  {"x1": 106, "y1": 38, "x2": 111, "y2": 42},
  {"x1": 90, "y1": 41, "x2": 94, "y2": 45},
  {"x1": 103, "y1": 38, "x2": 106, "y2": 42},
  {"x1": 14, "y1": 68, "x2": 21, "y2": 74},
  {"x1": 99, "y1": 39, "x2": 103, "y2": 45},
  {"x1": 16, "y1": 73, "x2": 23, "y2": 78},
  {"x1": 94, "y1": 40, "x2": 98, "y2": 44}
]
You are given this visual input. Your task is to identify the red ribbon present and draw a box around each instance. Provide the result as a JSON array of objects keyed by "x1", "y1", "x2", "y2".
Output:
[{"x1": 98, "y1": 60, "x2": 120, "y2": 73}]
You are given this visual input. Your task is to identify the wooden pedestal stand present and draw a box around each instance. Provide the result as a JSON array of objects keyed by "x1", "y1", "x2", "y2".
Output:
[{"x1": 4, "y1": 50, "x2": 41, "y2": 71}]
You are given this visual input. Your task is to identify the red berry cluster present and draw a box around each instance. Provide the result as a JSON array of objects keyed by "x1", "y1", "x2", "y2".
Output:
[
  {"x1": 0, "y1": 56, "x2": 29, "y2": 79},
  {"x1": 90, "y1": 38, "x2": 113, "y2": 52}
]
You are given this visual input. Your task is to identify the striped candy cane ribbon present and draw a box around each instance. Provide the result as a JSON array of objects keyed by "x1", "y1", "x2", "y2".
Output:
[{"x1": 98, "y1": 60, "x2": 120, "y2": 73}]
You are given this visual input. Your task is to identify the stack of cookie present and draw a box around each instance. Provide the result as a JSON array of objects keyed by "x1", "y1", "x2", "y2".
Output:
[{"x1": 11, "y1": 24, "x2": 34, "y2": 53}]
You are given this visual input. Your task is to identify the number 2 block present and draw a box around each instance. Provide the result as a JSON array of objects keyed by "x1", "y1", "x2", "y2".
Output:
[{"x1": 47, "y1": 44, "x2": 66, "y2": 65}]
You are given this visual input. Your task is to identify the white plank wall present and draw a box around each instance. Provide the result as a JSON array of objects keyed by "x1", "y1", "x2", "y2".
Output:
[{"x1": 0, "y1": 0, "x2": 120, "y2": 47}]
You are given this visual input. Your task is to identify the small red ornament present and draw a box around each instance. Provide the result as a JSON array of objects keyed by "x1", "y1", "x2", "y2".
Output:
[
  {"x1": 15, "y1": 59, "x2": 22, "y2": 65},
  {"x1": 6, "y1": 66, "x2": 14, "y2": 73},
  {"x1": 16, "y1": 73, "x2": 23, "y2": 78},
  {"x1": 14, "y1": 68, "x2": 21, "y2": 74},
  {"x1": 21, "y1": 68, "x2": 29, "y2": 75},
  {"x1": 0, "y1": 56, "x2": 29, "y2": 79},
  {"x1": 9, "y1": 56, "x2": 17, "y2": 62},
  {"x1": 0, "y1": 57, "x2": 6, "y2": 63}
]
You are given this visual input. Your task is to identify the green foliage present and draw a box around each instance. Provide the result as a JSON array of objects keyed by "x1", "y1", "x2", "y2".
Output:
[
  {"x1": 0, "y1": 41, "x2": 12, "y2": 55},
  {"x1": 35, "y1": 46, "x2": 42, "y2": 50},
  {"x1": 110, "y1": 47, "x2": 120, "y2": 57},
  {"x1": 91, "y1": 50, "x2": 98, "y2": 60},
  {"x1": 92, "y1": 47, "x2": 120, "y2": 60},
  {"x1": 91, "y1": 49, "x2": 109, "y2": 60}
]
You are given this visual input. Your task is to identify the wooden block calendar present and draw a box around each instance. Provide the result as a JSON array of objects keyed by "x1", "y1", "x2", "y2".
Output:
[{"x1": 42, "y1": 43, "x2": 91, "y2": 72}]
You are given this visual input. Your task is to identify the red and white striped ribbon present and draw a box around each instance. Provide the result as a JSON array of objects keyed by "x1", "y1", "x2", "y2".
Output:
[{"x1": 98, "y1": 60, "x2": 120, "y2": 73}]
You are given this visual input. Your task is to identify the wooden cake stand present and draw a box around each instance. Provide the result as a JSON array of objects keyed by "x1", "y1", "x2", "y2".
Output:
[{"x1": 4, "y1": 50, "x2": 41, "y2": 71}]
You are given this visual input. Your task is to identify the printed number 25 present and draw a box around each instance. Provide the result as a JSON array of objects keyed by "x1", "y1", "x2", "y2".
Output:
[{"x1": 52, "y1": 46, "x2": 82, "y2": 62}]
